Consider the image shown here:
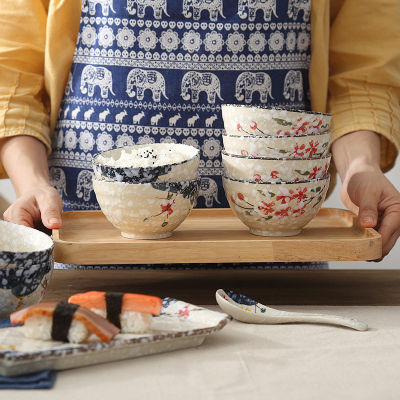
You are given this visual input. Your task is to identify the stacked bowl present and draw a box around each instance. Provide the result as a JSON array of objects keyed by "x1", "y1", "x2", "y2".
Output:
[
  {"x1": 92, "y1": 143, "x2": 200, "y2": 239},
  {"x1": 221, "y1": 105, "x2": 332, "y2": 237}
]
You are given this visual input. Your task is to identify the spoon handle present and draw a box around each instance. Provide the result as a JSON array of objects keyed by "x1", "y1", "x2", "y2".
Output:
[{"x1": 275, "y1": 313, "x2": 368, "y2": 331}]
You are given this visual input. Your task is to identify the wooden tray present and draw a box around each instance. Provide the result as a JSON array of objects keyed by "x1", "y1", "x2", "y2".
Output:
[{"x1": 52, "y1": 208, "x2": 381, "y2": 264}]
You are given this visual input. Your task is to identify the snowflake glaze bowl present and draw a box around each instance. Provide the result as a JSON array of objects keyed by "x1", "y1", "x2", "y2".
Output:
[
  {"x1": 93, "y1": 178, "x2": 200, "y2": 239},
  {"x1": 222, "y1": 151, "x2": 331, "y2": 183},
  {"x1": 93, "y1": 143, "x2": 200, "y2": 184},
  {"x1": 222, "y1": 105, "x2": 331, "y2": 137},
  {"x1": 222, "y1": 131, "x2": 330, "y2": 159},
  {"x1": 223, "y1": 175, "x2": 330, "y2": 237},
  {"x1": 0, "y1": 221, "x2": 54, "y2": 318}
]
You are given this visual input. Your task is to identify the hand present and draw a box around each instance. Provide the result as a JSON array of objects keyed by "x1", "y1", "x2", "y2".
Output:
[
  {"x1": 3, "y1": 185, "x2": 62, "y2": 230},
  {"x1": 332, "y1": 130, "x2": 400, "y2": 259}
]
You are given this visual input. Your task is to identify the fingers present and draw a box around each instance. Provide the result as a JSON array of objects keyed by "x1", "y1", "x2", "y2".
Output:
[
  {"x1": 378, "y1": 206, "x2": 400, "y2": 257},
  {"x1": 36, "y1": 189, "x2": 63, "y2": 229},
  {"x1": 357, "y1": 187, "x2": 381, "y2": 228},
  {"x1": 3, "y1": 204, "x2": 36, "y2": 228}
]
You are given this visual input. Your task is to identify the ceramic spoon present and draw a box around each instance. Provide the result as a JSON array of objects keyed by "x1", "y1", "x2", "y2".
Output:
[{"x1": 216, "y1": 289, "x2": 368, "y2": 331}]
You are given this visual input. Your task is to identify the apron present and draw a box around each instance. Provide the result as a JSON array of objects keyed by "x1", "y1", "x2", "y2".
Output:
[{"x1": 50, "y1": 0, "x2": 324, "y2": 269}]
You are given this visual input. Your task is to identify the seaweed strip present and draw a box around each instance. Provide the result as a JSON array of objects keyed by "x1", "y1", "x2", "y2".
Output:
[
  {"x1": 51, "y1": 302, "x2": 79, "y2": 342},
  {"x1": 105, "y1": 292, "x2": 124, "y2": 329}
]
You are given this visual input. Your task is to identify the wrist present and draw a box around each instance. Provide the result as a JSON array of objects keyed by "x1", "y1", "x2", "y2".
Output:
[{"x1": 331, "y1": 130, "x2": 381, "y2": 181}]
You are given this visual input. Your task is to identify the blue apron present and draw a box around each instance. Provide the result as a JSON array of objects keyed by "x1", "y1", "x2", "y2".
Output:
[{"x1": 51, "y1": 0, "x2": 323, "y2": 269}]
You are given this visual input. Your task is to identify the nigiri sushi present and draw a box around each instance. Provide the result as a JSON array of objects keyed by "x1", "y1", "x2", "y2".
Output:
[
  {"x1": 10, "y1": 302, "x2": 120, "y2": 343},
  {"x1": 68, "y1": 291, "x2": 162, "y2": 333}
]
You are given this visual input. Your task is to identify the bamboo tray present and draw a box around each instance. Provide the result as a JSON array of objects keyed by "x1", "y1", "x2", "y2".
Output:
[{"x1": 52, "y1": 208, "x2": 381, "y2": 264}]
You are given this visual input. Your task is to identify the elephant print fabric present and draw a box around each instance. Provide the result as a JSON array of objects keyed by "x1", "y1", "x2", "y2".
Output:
[{"x1": 50, "y1": 0, "x2": 311, "y2": 211}]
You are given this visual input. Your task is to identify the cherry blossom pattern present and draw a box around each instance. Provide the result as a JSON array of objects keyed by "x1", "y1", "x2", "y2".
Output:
[
  {"x1": 116, "y1": 27, "x2": 136, "y2": 50},
  {"x1": 98, "y1": 26, "x2": 115, "y2": 48}
]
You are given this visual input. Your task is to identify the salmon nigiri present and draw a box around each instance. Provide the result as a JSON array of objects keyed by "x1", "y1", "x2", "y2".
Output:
[
  {"x1": 10, "y1": 302, "x2": 120, "y2": 343},
  {"x1": 68, "y1": 291, "x2": 162, "y2": 333}
]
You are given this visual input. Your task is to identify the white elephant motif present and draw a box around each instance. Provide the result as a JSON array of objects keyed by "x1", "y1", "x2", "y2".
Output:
[
  {"x1": 287, "y1": 0, "x2": 310, "y2": 22},
  {"x1": 80, "y1": 66, "x2": 116, "y2": 99},
  {"x1": 50, "y1": 167, "x2": 67, "y2": 197},
  {"x1": 283, "y1": 70, "x2": 303, "y2": 102},
  {"x1": 181, "y1": 72, "x2": 223, "y2": 104},
  {"x1": 198, "y1": 177, "x2": 220, "y2": 208},
  {"x1": 65, "y1": 72, "x2": 74, "y2": 95},
  {"x1": 238, "y1": 0, "x2": 278, "y2": 22},
  {"x1": 126, "y1": 68, "x2": 168, "y2": 102},
  {"x1": 87, "y1": 0, "x2": 116, "y2": 16},
  {"x1": 127, "y1": 0, "x2": 170, "y2": 19},
  {"x1": 235, "y1": 72, "x2": 273, "y2": 104},
  {"x1": 182, "y1": 0, "x2": 225, "y2": 21},
  {"x1": 76, "y1": 170, "x2": 94, "y2": 202}
]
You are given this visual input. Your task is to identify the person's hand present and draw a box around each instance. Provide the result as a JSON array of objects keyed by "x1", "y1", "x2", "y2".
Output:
[
  {"x1": 3, "y1": 185, "x2": 62, "y2": 230},
  {"x1": 332, "y1": 130, "x2": 400, "y2": 259}
]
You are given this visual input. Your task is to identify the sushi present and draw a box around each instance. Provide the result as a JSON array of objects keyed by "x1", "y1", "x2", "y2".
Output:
[
  {"x1": 10, "y1": 302, "x2": 120, "y2": 343},
  {"x1": 68, "y1": 291, "x2": 162, "y2": 333}
]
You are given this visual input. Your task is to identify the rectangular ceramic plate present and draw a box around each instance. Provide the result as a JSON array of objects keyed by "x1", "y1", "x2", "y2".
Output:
[
  {"x1": 53, "y1": 208, "x2": 381, "y2": 264},
  {"x1": 0, "y1": 299, "x2": 231, "y2": 376}
]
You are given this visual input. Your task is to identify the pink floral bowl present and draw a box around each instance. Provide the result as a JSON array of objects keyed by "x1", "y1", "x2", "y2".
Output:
[
  {"x1": 223, "y1": 175, "x2": 330, "y2": 237},
  {"x1": 222, "y1": 105, "x2": 331, "y2": 137},
  {"x1": 93, "y1": 178, "x2": 199, "y2": 239},
  {"x1": 222, "y1": 151, "x2": 331, "y2": 183},
  {"x1": 222, "y1": 131, "x2": 330, "y2": 159}
]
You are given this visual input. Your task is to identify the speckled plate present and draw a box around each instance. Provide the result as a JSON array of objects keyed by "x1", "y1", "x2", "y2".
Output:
[{"x1": 0, "y1": 298, "x2": 231, "y2": 376}]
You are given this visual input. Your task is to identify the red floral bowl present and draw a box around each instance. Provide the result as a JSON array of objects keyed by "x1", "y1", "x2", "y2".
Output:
[
  {"x1": 222, "y1": 105, "x2": 331, "y2": 137},
  {"x1": 223, "y1": 175, "x2": 330, "y2": 237},
  {"x1": 222, "y1": 131, "x2": 330, "y2": 159}
]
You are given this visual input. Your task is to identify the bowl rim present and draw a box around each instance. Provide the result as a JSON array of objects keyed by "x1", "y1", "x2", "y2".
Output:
[
  {"x1": 93, "y1": 176, "x2": 201, "y2": 186},
  {"x1": 0, "y1": 220, "x2": 54, "y2": 255},
  {"x1": 221, "y1": 150, "x2": 332, "y2": 161},
  {"x1": 222, "y1": 130, "x2": 331, "y2": 139},
  {"x1": 92, "y1": 143, "x2": 200, "y2": 170},
  {"x1": 222, "y1": 174, "x2": 330, "y2": 185},
  {"x1": 221, "y1": 104, "x2": 331, "y2": 117}
]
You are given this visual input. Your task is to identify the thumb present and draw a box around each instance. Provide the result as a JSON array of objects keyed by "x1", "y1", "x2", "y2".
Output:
[
  {"x1": 357, "y1": 189, "x2": 381, "y2": 228},
  {"x1": 36, "y1": 192, "x2": 63, "y2": 229}
]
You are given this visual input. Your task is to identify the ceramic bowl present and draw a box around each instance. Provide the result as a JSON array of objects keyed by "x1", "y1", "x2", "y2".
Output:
[
  {"x1": 93, "y1": 143, "x2": 200, "y2": 183},
  {"x1": 93, "y1": 178, "x2": 200, "y2": 239},
  {"x1": 223, "y1": 175, "x2": 330, "y2": 237},
  {"x1": 222, "y1": 151, "x2": 331, "y2": 183},
  {"x1": 0, "y1": 221, "x2": 54, "y2": 318},
  {"x1": 222, "y1": 131, "x2": 330, "y2": 159},
  {"x1": 222, "y1": 105, "x2": 331, "y2": 137}
]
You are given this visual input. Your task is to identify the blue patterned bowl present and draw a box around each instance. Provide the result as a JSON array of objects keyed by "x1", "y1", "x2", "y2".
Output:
[
  {"x1": 93, "y1": 143, "x2": 200, "y2": 184},
  {"x1": 0, "y1": 221, "x2": 54, "y2": 318}
]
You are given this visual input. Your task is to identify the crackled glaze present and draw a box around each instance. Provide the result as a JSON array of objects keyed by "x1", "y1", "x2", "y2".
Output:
[
  {"x1": 223, "y1": 131, "x2": 330, "y2": 159},
  {"x1": 223, "y1": 176, "x2": 330, "y2": 236},
  {"x1": 93, "y1": 143, "x2": 200, "y2": 183},
  {"x1": 222, "y1": 105, "x2": 331, "y2": 137},
  {"x1": 0, "y1": 221, "x2": 54, "y2": 318},
  {"x1": 222, "y1": 152, "x2": 331, "y2": 183},
  {"x1": 93, "y1": 178, "x2": 200, "y2": 239}
]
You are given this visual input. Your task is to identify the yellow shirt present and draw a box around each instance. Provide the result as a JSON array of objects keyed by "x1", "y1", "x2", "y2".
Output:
[{"x1": 0, "y1": 0, "x2": 399, "y2": 180}]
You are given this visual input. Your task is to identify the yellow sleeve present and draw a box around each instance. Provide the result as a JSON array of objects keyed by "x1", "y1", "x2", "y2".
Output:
[
  {"x1": 0, "y1": 0, "x2": 50, "y2": 178},
  {"x1": 328, "y1": 0, "x2": 400, "y2": 172}
]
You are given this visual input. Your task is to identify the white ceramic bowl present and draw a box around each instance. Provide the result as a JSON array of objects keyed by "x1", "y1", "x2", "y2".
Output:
[
  {"x1": 93, "y1": 143, "x2": 200, "y2": 183},
  {"x1": 222, "y1": 131, "x2": 330, "y2": 159},
  {"x1": 223, "y1": 175, "x2": 330, "y2": 237},
  {"x1": 222, "y1": 105, "x2": 331, "y2": 136},
  {"x1": 222, "y1": 151, "x2": 331, "y2": 183},
  {"x1": 93, "y1": 178, "x2": 200, "y2": 239},
  {"x1": 0, "y1": 221, "x2": 54, "y2": 318}
]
